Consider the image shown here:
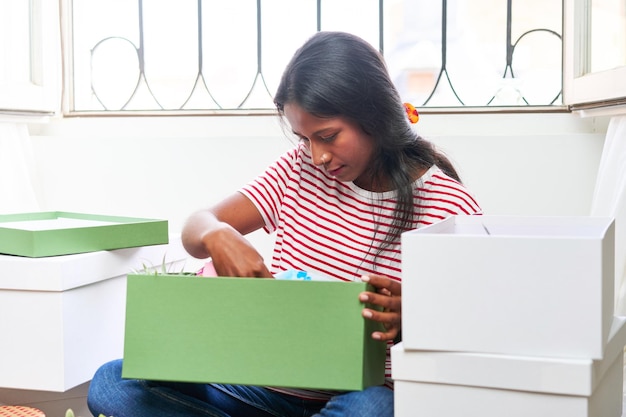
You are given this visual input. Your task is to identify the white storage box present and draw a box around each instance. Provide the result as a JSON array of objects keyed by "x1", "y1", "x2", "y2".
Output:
[
  {"x1": 391, "y1": 316, "x2": 626, "y2": 417},
  {"x1": 401, "y1": 215, "x2": 615, "y2": 359},
  {"x1": 0, "y1": 237, "x2": 187, "y2": 392}
]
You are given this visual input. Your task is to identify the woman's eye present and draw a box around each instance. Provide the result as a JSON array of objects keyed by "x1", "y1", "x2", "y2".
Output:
[{"x1": 320, "y1": 134, "x2": 336, "y2": 143}]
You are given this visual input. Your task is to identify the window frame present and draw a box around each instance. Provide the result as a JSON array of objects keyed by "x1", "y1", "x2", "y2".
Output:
[
  {"x1": 563, "y1": 0, "x2": 626, "y2": 112},
  {"x1": 0, "y1": 0, "x2": 61, "y2": 118},
  {"x1": 62, "y1": 0, "x2": 571, "y2": 116}
]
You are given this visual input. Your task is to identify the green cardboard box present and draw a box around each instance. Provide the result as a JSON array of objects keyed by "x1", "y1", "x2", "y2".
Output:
[
  {"x1": 122, "y1": 274, "x2": 387, "y2": 391},
  {"x1": 0, "y1": 211, "x2": 168, "y2": 257}
]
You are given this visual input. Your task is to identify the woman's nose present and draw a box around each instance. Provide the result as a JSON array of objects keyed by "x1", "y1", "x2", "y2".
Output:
[
  {"x1": 311, "y1": 144, "x2": 329, "y2": 167},
  {"x1": 314, "y1": 153, "x2": 330, "y2": 167}
]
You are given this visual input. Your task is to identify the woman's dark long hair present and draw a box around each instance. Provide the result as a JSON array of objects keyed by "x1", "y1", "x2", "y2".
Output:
[{"x1": 274, "y1": 31, "x2": 460, "y2": 254}]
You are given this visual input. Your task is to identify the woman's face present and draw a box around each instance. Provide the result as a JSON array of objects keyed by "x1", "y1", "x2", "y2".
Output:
[{"x1": 284, "y1": 103, "x2": 379, "y2": 191}]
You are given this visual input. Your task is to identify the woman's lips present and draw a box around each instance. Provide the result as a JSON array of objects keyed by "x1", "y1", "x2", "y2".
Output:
[{"x1": 328, "y1": 166, "x2": 344, "y2": 177}]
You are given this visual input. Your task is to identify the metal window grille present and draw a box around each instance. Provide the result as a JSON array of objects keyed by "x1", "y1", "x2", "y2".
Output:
[{"x1": 67, "y1": 0, "x2": 563, "y2": 113}]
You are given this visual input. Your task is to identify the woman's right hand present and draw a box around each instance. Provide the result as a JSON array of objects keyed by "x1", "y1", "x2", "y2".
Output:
[
  {"x1": 182, "y1": 192, "x2": 272, "y2": 278},
  {"x1": 203, "y1": 223, "x2": 273, "y2": 278}
]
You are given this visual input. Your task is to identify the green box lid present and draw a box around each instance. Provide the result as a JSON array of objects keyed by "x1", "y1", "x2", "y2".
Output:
[{"x1": 0, "y1": 211, "x2": 168, "y2": 257}]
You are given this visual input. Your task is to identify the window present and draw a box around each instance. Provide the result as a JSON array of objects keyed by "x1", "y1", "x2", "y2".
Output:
[
  {"x1": 563, "y1": 0, "x2": 626, "y2": 111},
  {"x1": 0, "y1": 0, "x2": 60, "y2": 116},
  {"x1": 385, "y1": 0, "x2": 562, "y2": 108},
  {"x1": 66, "y1": 0, "x2": 564, "y2": 114}
]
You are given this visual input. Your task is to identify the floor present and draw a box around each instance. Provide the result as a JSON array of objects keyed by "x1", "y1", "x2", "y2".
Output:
[
  {"x1": 0, "y1": 357, "x2": 625, "y2": 417},
  {"x1": 0, "y1": 382, "x2": 90, "y2": 417}
]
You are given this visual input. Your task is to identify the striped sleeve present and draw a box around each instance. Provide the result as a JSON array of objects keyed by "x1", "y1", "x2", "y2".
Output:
[
  {"x1": 240, "y1": 146, "x2": 300, "y2": 233},
  {"x1": 416, "y1": 171, "x2": 482, "y2": 227}
]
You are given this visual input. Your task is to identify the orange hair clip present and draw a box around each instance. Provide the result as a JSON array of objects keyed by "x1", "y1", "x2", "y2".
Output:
[{"x1": 404, "y1": 102, "x2": 420, "y2": 124}]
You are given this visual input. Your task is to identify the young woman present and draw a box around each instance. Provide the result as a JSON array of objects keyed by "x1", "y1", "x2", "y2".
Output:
[{"x1": 87, "y1": 31, "x2": 481, "y2": 417}]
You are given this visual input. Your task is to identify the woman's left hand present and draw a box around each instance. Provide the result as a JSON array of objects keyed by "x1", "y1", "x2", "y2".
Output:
[{"x1": 359, "y1": 274, "x2": 402, "y2": 342}]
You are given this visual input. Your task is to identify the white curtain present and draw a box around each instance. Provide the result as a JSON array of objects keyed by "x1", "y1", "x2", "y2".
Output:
[
  {"x1": 590, "y1": 115, "x2": 626, "y2": 315},
  {"x1": 0, "y1": 122, "x2": 41, "y2": 214}
]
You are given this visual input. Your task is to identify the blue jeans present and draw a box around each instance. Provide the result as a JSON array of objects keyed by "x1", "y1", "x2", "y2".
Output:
[{"x1": 87, "y1": 360, "x2": 393, "y2": 417}]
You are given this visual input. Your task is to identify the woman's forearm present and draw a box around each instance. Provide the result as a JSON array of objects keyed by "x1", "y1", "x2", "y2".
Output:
[{"x1": 181, "y1": 209, "x2": 224, "y2": 259}]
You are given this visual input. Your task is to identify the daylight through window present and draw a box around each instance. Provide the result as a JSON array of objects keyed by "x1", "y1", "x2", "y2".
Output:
[{"x1": 68, "y1": 0, "x2": 563, "y2": 113}]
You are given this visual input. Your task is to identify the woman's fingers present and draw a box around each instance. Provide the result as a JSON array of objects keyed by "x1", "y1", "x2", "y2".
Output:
[{"x1": 359, "y1": 274, "x2": 402, "y2": 341}]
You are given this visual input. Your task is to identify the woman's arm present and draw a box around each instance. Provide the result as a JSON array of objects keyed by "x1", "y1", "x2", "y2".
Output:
[{"x1": 181, "y1": 192, "x2": 273, "y2": 278}]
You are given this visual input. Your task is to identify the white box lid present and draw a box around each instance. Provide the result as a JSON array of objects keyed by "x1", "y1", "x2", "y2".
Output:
[
  {"x1": 402, "y1": 215, "x2": 614, "y2": 239},
  {"x1": 0, "y1": 235, "x2": 187, "y2": 291},
  {"x1": 392, "y1": 316, "x2": 626, "y2": 396}
]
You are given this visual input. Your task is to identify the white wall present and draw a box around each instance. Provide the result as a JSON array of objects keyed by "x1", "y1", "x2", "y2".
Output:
[
  {"x1": 0, "y1": 111, "x2": 610, "y2": 415},
  {"x1": 26, "y1": 112, "x2": 608, "y2": 262}
]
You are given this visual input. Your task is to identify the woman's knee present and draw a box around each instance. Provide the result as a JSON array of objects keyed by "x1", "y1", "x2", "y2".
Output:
[
  {"x1": 90, "y1": 359, "x2": 123, "y2": 389},
  {"x1": 320, "y1": 386, "x2": 393, "y2": 417},
  {"x1": 87, "y1": 359, "x2": 124, "y2": 411}
]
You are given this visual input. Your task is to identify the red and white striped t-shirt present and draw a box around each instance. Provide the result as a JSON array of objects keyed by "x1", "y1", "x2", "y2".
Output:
[
  {"x1": 240, "y1": 143, "x2": 481, "y2": 398},
  {"x1": 240, "y1": 142, "x2": 482, "y2": 283}
]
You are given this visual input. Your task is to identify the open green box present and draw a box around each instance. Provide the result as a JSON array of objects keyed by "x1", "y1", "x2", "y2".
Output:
[
  {"x1": 0, "y1": 211, "x2": 168, "y2": 257},
  {"x1": 122, "y1": 274, "x2": 387, "y2": 391}
]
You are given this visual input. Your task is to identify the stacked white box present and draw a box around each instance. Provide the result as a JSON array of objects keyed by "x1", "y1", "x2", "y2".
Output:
[
  {"x1": 392, "y1": 317, "x2": 626, "y2": 417},
  {"x1": 401, "y1": 215, "x2": 615, "y2": 359},
  {"x1": 395, "y1": 215, "x2": 622, "y2": 417},
  {"x1": 0, "y1": 236, "x2": 188, "y2": 392}
]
